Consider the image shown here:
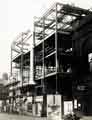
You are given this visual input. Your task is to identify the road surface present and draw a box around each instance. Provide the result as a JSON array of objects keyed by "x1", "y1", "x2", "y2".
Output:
[
  {"x1": 0, "y1": 113, "x2": 47, "y2": 120},
  {"x1": 0, "y1": 113, "x2": 92, "y2": 120}
]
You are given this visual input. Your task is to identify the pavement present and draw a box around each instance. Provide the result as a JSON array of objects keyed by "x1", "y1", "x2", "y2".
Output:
[
  {"x1": 0, "y1": 113, "x2": 47, "y2": 120},
  {"x1": 80, "y1": 116, "x2": 92, "y2": 120},
  {"x1": 0, "y1": 112, "x2": 92, "y2": 120}
]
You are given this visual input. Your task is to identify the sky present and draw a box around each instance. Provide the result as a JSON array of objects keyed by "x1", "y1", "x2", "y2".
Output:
[{"x1": 0, "y1": 0, "x2": 92, "y2": 77}]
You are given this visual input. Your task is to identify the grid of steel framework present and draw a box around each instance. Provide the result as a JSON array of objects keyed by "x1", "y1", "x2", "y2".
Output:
[
  {"x1": 7, "y1": 2, "x2": 92, "y2": 116},
  {"x1": 33, "y1": 2, "x2": 91, "y2": 95},
  {"x1": 10, "y1": 31, "x2": 32, "y2": 98}
]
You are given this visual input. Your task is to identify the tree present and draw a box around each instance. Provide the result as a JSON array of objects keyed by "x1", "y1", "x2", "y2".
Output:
[{"x1": 2, "y1": 73, "x2": 8, "y2": 80}]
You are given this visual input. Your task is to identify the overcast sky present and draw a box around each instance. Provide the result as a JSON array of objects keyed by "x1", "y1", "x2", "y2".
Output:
[{"x1": 0, "y1": 0, "x2": 92, "y2": 77}]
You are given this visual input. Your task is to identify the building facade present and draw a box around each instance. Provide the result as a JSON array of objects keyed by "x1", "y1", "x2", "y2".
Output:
[
  {"x1": 72, "y1": 14, "x2": 92, "y2": 115},
  {"x1": 0, "y1": 79, "x2": 9, "y2": 112}
]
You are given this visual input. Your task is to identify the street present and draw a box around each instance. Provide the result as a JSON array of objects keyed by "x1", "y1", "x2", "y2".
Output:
[
  {"x1": 1, "y1": 113, "x2": 92, "y2": 120},
  {"x1": 0, "y1": 113, "x2": 47, "y2": 120}
]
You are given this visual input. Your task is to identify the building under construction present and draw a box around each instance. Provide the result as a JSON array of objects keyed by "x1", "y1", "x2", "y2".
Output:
[
  {"x1": 7, "y1": 31, "x2": 34, "y2": 113},
  {"x1": 6, "y1": 2, "x2": 92, "y2": 119}
]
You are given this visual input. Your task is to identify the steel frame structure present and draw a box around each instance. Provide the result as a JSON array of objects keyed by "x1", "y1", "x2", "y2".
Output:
[
  {"x1": 34, "y1": 3, "x2": 91, "y2": 44},
  {"x1": 11, "y1": 30, "x2": 31, "y2": 83},
  {"x1": 33, "y1": 2, "x2": 91, "y2": 93},
  {"x1": 33, "y1": 2, "x2": 92, "y2": 116},
  {"x1": 10, "y1": 30, "x2": 32, "y2": 111},
  {"x1": 7, "y1": 2, "x2": 92, "y2": 116}
]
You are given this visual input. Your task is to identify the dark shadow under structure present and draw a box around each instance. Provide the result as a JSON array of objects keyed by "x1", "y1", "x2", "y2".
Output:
[{"x1": 72, "y1": 14, "x2": 92, "y2": 116}]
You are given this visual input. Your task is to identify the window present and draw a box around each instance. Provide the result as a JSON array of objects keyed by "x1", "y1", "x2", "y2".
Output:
[
  {"x1": 74, "y1": 99, "x2": 77, "y2": 109},
  {"x1": 88, "y1": 53, "x2": 92, "y2": 72},
  {"x1": 27, "y1": 102, "x2": 32, "y2": 112},
  {"x1": 64, "y1": 101, "x2": 73, "y2": 115}
]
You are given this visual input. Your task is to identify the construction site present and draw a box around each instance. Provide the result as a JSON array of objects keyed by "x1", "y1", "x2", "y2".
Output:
[{"x1": 4, "y1": 2, "x2": 92, "y2": 119}]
